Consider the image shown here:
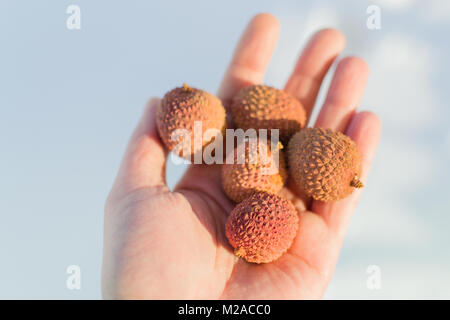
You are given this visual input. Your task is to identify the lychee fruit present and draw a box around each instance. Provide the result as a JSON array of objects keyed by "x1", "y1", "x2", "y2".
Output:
[
  {"x1": 230, "y1": 85, "x2": 306, "y2": 142},
  {"x1": 156, "y1": 84, "x2": 226, "y2": 159},
  {"x1": 288, "y1": 127, "x2": 363, "y2": 202},
  {"x1": 225, "y1": 192, "x2": 299, "y2": 264},
  {"x1": 221, "y1": 139, "x2": 287, "y2": 203}
]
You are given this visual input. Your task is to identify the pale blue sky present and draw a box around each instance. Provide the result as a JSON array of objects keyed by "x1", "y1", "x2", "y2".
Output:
[{"x1": 1, "y1": 0, "x2": 449, "y2": 299}]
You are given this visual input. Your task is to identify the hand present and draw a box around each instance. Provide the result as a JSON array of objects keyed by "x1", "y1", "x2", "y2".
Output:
[{"x1": 102, "y1": 13, "x2": 381, "y2": 299}]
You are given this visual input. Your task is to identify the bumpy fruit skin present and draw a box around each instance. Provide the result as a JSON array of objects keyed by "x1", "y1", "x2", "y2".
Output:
[
  {"x1": 222, "y1": 140, "x2": 287, "y2": 203},
  {"x1": 225, "y1": 192, "x2": 299, "y2": 264},
  {"x1": 230, "y1": 85, "x2": 306, "y2": 142},
  {"x1": 156, "y1": 84, "x2": 226, "y2": 159},
  {"x1": 288, "y1": 128, "x2": 363, "y2": 202}
]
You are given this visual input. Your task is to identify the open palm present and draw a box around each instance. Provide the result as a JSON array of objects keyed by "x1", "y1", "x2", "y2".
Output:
[{"x1": 102, "y1": 13, "x2": 381, "y2": 299}]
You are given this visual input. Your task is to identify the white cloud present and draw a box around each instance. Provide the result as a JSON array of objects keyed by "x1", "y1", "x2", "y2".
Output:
[
  {"x1": 266, "y1": 4, "x2": 340, "y2": 88},
  {"x1": 422, "y1": 0, "x2": 450, "y2": 22},
  {"x1": 325, "y1": 260, "x2": 450, "y2": 299},
  {"x1": 301, "y1": 5, "x2": 340, "y2": 42},
  {"x1": 347, "y1": 200, "x2": 429, "y2": 248},
  {"x1": 344, "y1": 139, "x2": 437, "y2": 249},
  {"x1": 446, "y1": 130, "x2": 450, "y2": 158},
  {"x1": 375, "y1": 0, "x2": 414, "y2": 11},
  {"x1": 363, "y1": 34, "x2": 438, "y2": 129},
  {"x1": 373, "y1": 140, "x2": 439, "y2": 191}
]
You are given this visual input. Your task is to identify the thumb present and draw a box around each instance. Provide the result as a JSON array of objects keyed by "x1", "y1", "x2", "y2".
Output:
[{"x1": 110, "y1": 98, "x2": 168, "y2": 201}]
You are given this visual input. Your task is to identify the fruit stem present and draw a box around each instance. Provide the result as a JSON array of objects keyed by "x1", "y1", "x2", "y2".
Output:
[
  {"x1": 278, "y1": 141, "x2": 284, "y2": 150},
  {"x1": 182, "y1": 83, "x2": 192, "y2": 92},
  {"x1": 350, "y1": 176, "x2": 364, "y2": 188},
  {"x1": 234, "y1": 247, "x2": 245, "y2": 258}
]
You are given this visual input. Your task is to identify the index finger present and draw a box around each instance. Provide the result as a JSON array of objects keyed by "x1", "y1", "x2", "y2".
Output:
[
  {"x1": 217, "y1": 13, "x2": 280, "y2": 107},
  {"x1": 175, "y1": 14, "x2": 280, "y2": 197}
]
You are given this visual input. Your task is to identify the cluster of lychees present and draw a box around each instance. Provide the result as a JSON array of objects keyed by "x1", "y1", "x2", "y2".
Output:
[{"x1": 156, "y1": 84, "x2": 363, "y2": 263}]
